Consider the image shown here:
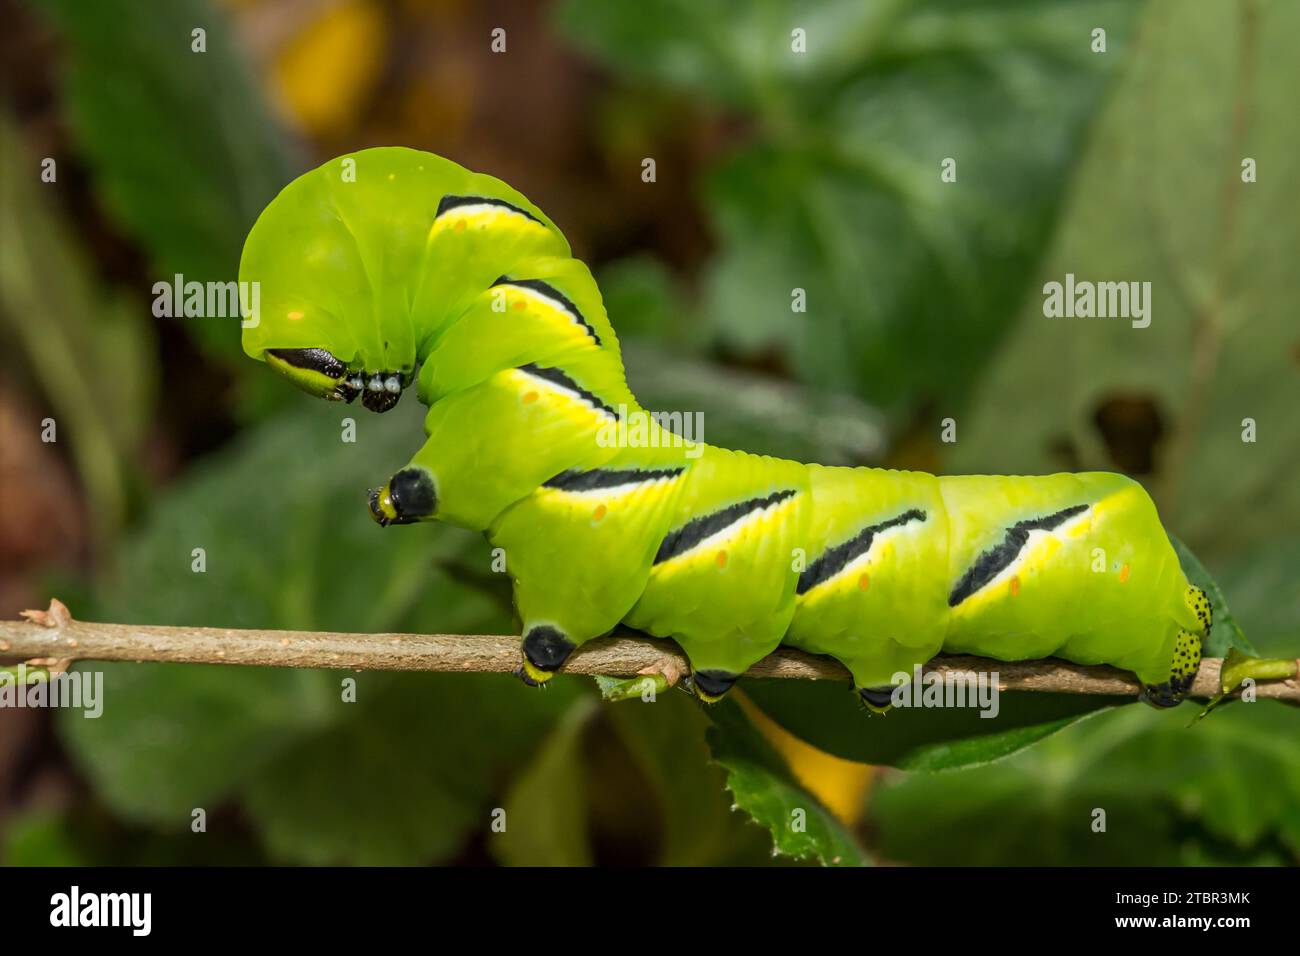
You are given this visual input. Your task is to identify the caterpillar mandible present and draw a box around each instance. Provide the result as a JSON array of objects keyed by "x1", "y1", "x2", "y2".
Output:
[{"x1": 239, "y1": 147, "x2": 1210, "y2": 710}]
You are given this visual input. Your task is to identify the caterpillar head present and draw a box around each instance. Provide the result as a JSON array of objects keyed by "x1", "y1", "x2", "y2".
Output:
[
  {"x1": 262, "y1": 349, "x2": 412, "y2": 412},
  {"x1": 239, "y1": 147, "x2": 567, "y2": 413},
  {"x1": 238, "y1": 149, "x2": 456, "y2": 413}
]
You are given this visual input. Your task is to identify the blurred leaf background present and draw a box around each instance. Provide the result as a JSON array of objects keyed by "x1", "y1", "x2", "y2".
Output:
[{"x1": 0, "y1": 0, "x2": 1295, "y2": 866}]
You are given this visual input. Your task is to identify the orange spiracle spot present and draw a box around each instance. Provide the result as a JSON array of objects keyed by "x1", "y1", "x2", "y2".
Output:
[
  {"x1": 522, "y1": 391, "x2": 539, "y2": 404},
  {"x1": 1009, "y1": 575, "x2": 1021, "y2": 597},
  {"x1": 592, "y1": 504, "x2": 607, "y2": 522},
  {"x1": 512, "y1": 299, "x2": 527, "y2": 311},
  {"x1": 454, "y1": 220, "x2": 467, "y2": 233},
  {"x1": 857, "y1": 573, "x2": 870, "y2": 591},
  {"x1": 716, "y1": 551, "x2": 728, "y2": 568},
  {"x1": 1119, "y1": 563, "x2": 1131, "y2": 583}
]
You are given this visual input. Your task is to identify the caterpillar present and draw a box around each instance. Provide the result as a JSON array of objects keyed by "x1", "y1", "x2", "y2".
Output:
[{"x1": 239, "y1": 147, "x2": 1209, "y2": 711}]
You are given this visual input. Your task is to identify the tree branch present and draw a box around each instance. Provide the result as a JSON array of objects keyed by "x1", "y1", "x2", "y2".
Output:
[{"x1": 3, "y1": 601, "x2": 1298, "y2": 702}]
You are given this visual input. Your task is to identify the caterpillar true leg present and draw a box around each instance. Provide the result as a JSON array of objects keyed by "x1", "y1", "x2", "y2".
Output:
[{"x1": 369, "y1": 467, "x2": 437, "y2": 527}]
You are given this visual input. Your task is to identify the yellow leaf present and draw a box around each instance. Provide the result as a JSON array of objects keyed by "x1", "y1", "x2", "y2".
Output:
[
  {"x1": 272, "y1": 0, "x2": 386, "y2": 138},
  {"x1": 738, "y1": 693, "x2": 875, "y2": 827}
]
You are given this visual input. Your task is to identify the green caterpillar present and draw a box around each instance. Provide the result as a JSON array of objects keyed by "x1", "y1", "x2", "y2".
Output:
[{"x1": 239, "y1": 147, "x2": 1209, "y2": 710}]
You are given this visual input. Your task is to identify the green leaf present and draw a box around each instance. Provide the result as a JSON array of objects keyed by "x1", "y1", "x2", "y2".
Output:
[
  {"x1": 744, "y1": 679, "x2": 1116, "y2": 772},
  {"x1": 0, "y1": 115, "x2": 155, "y2": 540},
  {"x1": 705, "y1": 698, "x2": 868, "y2": 866},
  {"x1": 624, "y1": 342, "x2": 885, "y2": 465},
  {"x1": 57, "y1": 400, "x2": 555, "y2": 864},
  {"x1": 2, "y1": 811, "x2": 89, "y2": 867},
  {"x1": 60, "y1": 662, "x2": 337, "y2": 822},
  {"x1": 491, "y1": 698, "x2": 597, "y2": 867},
  {"x1": 596, "y1": 256, "x2": 688, "y2": 342},
  {"x1": 948, "y1": 0, "x2": 1300, "y2": 558},
  {"x1": 870, "y1": 700, "x2": 1300, "y2": 865},
  {"x1": 1190, "y1": 540, "x2": 1299, "y2": 718},
  {"x1": 1211, "y1": 541, "x2": 1300, "y2": 659},
  {"x1": 559, "y1": 0, "x2": 1145, "y2": 409},
  {"x1": 76, "y1": 398, "x2": 504, "y2": 634},
  {"x1": 868, "y1": 541, "x2": 1300, "y2": 866},
  {"x1": 33, "y1": 0, "x2": 298, "y2": 361},
  {"x1": 608, "y1": 692, "x2": 768, "y2": 865},
  {"x1": 1, "y1": 805, "x2": 267, "y2": 866},
  {"x1": 1170, "y1": 535, "x2": 1255, "y2": 657},
  {"x1": 1124, "y1": 703, "x2": 1300, "y2": 853},
  {"x1": 593, "y1": 673, "x2": 668, "y2": 702},
  {"x1": 248, "y1": 673, "x2": 584, "y2": 866}
]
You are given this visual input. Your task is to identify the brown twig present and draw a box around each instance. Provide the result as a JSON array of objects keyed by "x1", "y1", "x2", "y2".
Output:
[{"x1": 2, "y1": 600, "x2": 1297, "y2": 702}]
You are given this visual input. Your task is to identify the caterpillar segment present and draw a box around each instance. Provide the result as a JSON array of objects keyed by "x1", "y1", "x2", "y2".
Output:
[
  {"x1": 624, "y1": 447, "x2": 811, "y2": 701},
  {"x1": 784, "y1": 465, "x2": 950, "y2": 713},
  {"x1": 240, "y1": 148, "x2": 1210, "y2": 711},
  {"x1": 492, "y1": 442, "x2": 695, "y2": 686}
]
